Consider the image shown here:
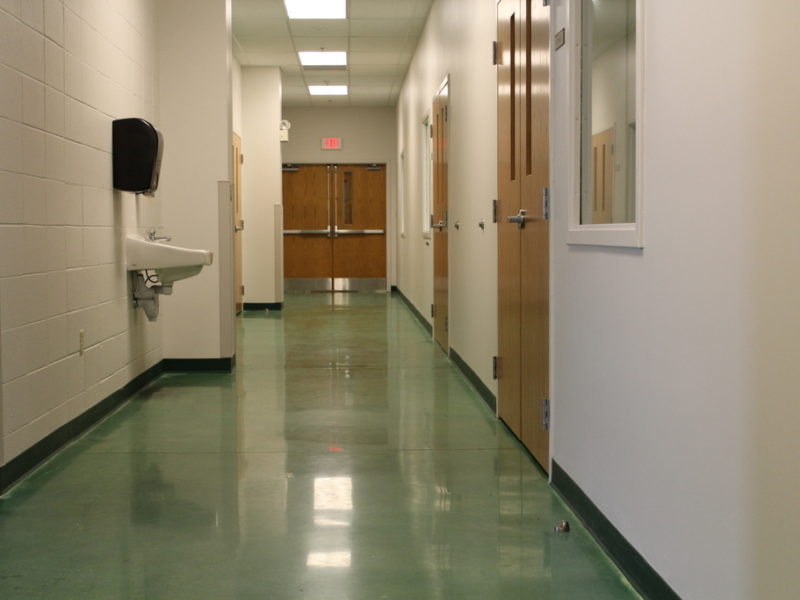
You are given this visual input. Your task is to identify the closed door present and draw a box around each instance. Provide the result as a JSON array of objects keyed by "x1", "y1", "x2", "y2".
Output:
[
  {"x1": 432, "y1": 81, "x2": 449, "y2": 352},
  {"x1": 232, "y1": 133, "x2": 244, "y2": 314},
  {"x1": 591, "y1": 127, "x2": 614, "y2": 224},
  {"x1": 283, "y1": 164, "x2": 387, "y2": 292},
  {"x1": 497, "y1": 0, "x2": 551, "y2": 472}
]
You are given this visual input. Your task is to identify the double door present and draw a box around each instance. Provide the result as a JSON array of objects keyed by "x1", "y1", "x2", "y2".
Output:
[
  {"x1": 497, "y1": 0, "x2": 551, "y2": 472},
  {"x1": 283, "y1": 164, "x2": 387, "y2": 292}
]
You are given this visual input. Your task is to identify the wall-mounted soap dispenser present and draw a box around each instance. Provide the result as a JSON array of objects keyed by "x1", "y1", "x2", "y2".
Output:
[{"x1": 112, "y1": 118, "x2": 163, "y2": 194}]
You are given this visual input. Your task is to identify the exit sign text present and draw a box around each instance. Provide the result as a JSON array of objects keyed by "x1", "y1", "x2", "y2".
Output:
[{"x1": 322, "y1": 137, "x2": 342, "y2": 150}]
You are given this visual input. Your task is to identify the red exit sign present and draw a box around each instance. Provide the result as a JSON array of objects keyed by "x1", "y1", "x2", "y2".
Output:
[{"x1": 321, "y1": 137, "x2": 342, "y2": 150}]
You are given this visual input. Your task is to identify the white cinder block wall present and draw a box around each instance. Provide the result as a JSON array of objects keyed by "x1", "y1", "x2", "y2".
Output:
[
  {"x1": 0, "y1": 0, "x2": 161, "y2": 466},
  {"x1": 396, "y1": 0, "x2": 498, "y2": 394}
]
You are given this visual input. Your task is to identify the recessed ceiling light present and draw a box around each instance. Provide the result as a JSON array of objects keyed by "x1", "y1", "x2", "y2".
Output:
[
  {"x1": 299, "y1": 51, "x2": 347, "y2": 66},
  {"x1": 309, "y1": 85, "x2": 348, "y2": 96},
  {"x1": 284, "y1": 0, "x2": 346, "y2": 19}
]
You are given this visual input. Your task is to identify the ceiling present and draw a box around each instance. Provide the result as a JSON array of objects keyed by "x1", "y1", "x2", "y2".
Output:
[{"x1": 232, "y1": 0, "x2": 435, "y2": 107}]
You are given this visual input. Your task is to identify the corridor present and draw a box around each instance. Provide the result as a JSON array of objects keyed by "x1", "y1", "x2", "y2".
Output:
[{"x1": 0, "y1": 294, "x2": 637, "y2": 599}]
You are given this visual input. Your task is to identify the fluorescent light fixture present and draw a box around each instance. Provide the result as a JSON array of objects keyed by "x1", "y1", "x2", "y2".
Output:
[
  {"x1": 299, "y1": 51, "x2": 347, "y2": 66},
  {"x1": 309, "y1": 85, "x2": 348, "y2": 96},
  {"x1": 284, "y1": 0, "x2": 346, "y2": 19}
]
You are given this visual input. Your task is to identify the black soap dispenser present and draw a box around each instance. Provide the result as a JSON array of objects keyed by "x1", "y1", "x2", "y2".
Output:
[{"x1": 112, "y1": 118, "x2": 163, "y2": 195}]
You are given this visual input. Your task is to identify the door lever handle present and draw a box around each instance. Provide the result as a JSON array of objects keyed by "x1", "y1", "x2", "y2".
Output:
[
  {"x1": 431, "y1": 220, "x2": 447, "y2": 230},
  {"x1": 507, "y1": 209, "x2": 527, "y2": 229},
  {"x1": 234, "y1": 224, "x2": 244, "y2": 232}
]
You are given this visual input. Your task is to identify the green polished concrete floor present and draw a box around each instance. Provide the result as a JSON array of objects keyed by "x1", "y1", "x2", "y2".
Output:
[{"x1": 0, "y1": 293, "x2": 640, "y2": 599}]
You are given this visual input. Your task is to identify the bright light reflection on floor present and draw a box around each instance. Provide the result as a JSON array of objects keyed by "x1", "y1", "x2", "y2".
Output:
[
  {"x1": 314, "y1": 477, "x2": 353, "y2": 511},
  {"x1": 306, "y1": 551, "x2": 352, "y2": 568}
]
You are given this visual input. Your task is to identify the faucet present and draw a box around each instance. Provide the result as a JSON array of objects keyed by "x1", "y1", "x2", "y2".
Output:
[{"x1": 146, "y1": 228, "x2": 171, "y2": 243}]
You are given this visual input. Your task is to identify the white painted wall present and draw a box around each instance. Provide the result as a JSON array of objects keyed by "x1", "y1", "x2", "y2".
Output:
[
  {"x1": 281, "y1": 106, "x2": 397, "y2": 285},
  {"x1": 551, "y1": 1, "x2": 800, "y2": 598},
  {"x1": 396, "y1": 0, "x2": 498, "y2": 393},
  {"x1": 232, "y1": 58, "x2": 242, "y2": 137},
  {"x1": 241, "y1": 67, "x2": 282, "y2": 303},
  {"x1": 0, "y1": 0, "x2": 161, "y2": 465},
  {"x1": 156, "y1": 0, "x2": 234, "y2": 359}
]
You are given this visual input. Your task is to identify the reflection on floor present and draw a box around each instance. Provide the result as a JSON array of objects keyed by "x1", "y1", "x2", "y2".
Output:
[{"x1": 0, "y1": 293, "x2": 640, "y2": 599}]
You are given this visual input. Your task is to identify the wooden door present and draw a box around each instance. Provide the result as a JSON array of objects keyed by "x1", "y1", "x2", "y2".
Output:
[
  {"x1": 432, "y1": 81, "x2": 449, "y2": 352},
  {"x1": 283, "y1": 164, "x2": 333, "y2": 291},
  {"x1": 331, "y1": 164, "x2": 387, "y2": 289},
  {"x1": 591, "y1": 128, "x2": 614, "y2": 224},
  {"x1": 497, "y1": 0, "x2": 523, "y2": 438},
  {"x1": 232, "y1": 133, "x2": 243, "y2": 314},
  {"x1": 497, "y1": 0, "x2": 551, "y2": 472},
  {"x1": 519, "y1": 0, "x2": 550, "y2": 468}
]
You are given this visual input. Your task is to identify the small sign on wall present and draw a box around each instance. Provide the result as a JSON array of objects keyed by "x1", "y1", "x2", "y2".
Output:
[{"x1": 322, "y1": 137, "x2": 343, "y2": 150}]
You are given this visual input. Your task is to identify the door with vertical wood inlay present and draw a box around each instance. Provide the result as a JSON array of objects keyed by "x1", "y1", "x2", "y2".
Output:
[
  {"x1": 497, "y1": 0, "x2": 551, "y2": 472},
  {"x1": 432, "y1": 80, "x2": 450, "y2": 352}
]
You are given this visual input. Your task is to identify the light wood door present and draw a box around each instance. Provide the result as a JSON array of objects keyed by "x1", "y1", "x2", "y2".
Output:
[
  {"x1": 232, "y1": 133, "x2": 243, "y2": 314},
  {"x1": 283, "y1": 165, "x2": 333, "y2": 282},
  {"x1": 497, "y1": 0, "x2": 550, "y2": 472},
  {"x1": 519, "y1": 0, "x2": 550, "y2": 467},
  {"x1": 283, "y1": 164, "x2": 387, "y2": 291},
  {"x1": 332, "y1": 164, "x2": 387, "y2": 281},
  {"x1": 497, "y1": 0, "x2": 523, "y2": 439},
  {"x1": 432, "y1": 81, "x2": 449, "y2": 352},
  {"x1": 591, "y1": 127, "x2": 614, "y2": 224}
]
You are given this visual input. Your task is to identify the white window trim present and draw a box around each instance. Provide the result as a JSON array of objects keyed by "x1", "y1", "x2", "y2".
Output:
[{"x1": 566, "y1": 0, "x2": 645, "y2": 248}]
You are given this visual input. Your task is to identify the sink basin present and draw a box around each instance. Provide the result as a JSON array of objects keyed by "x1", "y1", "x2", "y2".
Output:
[{"x1": 125, "y1": 234, "x2": 213, "y2": 286}]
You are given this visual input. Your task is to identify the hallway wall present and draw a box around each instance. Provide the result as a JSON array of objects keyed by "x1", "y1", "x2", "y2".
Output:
[
  {"x1": 241, "y1": 66, "x2": 283, "y2": 304},
  {"x1": 156, "y1": 0, "x2": 235, "y2": 359},
  {"x1": 281, "y1": 106, "x2": 397, "y2": 285},
  {"x1": 550, "y1": 2, "x2": 800, "y2": 598},
  {"x1": 395, "y1": 0, "x2": 498, "y2": 394},
  {"x1": 0, "y1": 0, "x2": 161, "y2": 465}
]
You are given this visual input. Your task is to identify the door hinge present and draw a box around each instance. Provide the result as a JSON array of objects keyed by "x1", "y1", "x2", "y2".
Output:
[
  {"x1": 241, "y1": 285, "x2": 245, "y2": 295},
  {"x1": 492, "y1": 41, "x2": 499, "y2": 66},
  {"x1": 492, "y1": 356, "x2": 498, "y2": 380},
  {"x1": 492, "y1": 199, "x2": 498, "y2": 223},
  {"x1": 444, "y1": 316, "x2": 449, "y2": 332},
  {"x1": 542, "y1": 187, "x2": 550, "y2": 220},
  {"x1": 431, "y1": 303, "x2": 435, "y2": 318},
  {"x1": 240, "y1": 153, "x2": 244, "y2": 164},
  {"x1": 542, "y1": 398, "x2": 550, "y2": 431},
  {"x1": 444, "y1": 105, "x2": 448, "y2": 122},
  {"x1": 543, "y1": 0, "x2": 550, "y2": 6}
]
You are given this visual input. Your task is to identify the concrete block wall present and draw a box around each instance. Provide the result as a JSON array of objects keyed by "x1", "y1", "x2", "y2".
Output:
[{"x1": 0, "y1": 0, "x2": 161, "y2": 466}]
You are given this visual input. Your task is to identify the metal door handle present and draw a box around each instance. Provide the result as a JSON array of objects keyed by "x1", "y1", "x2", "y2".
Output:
[
  {"x1": 431, "y1": 220, "x2": 447, "y2": 230},
  {"x1": 334, "y1": 227, "x2": 385, "y2": 235},
  {"x1": 507, "y1": 209, "x2": 527, "y2": 229},
  {"x1": 234, "y1": 224, "x2": 244, "y2": 232}
]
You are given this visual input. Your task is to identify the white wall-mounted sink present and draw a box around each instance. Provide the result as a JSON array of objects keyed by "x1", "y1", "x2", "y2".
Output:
[{"x1": 125, "y1": 234, "x2": 213, "y2": 286}]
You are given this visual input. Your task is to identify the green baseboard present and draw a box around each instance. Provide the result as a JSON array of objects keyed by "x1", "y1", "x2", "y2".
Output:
[
  {"x1": 551, "y1": 461, "x2": 681, "y2": 600},
  {"x1": 162, "y1": 356, "x2": 235, "y2": 372},
  {"x1": 243, "y1": 302, "x2": 283, "y2": 311},
  {"x1": 391, "y1": 286, "x2": 433, "y2": 335},
  {"x1": 449, "y1": 347, "x2": 496, "y2": 413},
  {"x1": 0, "y1": 362, "x2": 164, "y2": 494}
]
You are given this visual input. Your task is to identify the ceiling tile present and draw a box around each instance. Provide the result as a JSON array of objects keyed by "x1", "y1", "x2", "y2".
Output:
[
  {"x1": 311, "y1": 96, "x2": 350, "y2": 107},
  {"x1": 348, "y1": 51, "x2": 403, "y2": 66},
  {"x1": 292, "y1": 37, "x2": 348, "y2": 52},
  {"x1": 288, "y1": 19, "x2": 350, "y2": 37},
  {"x1": 350, "y1": 19, "x2": 410, "y2": 37},
  {"x1": 235, "y1": 36, "x2": 295, "y2": 53},
  {"x1": 303, "y1": 72, "x2": 349, "y2": 86},
  {"x1": 232, "y1": 19, "x2": 290, "y2": 38},
  {"x1": 348, "y1": 64, "x2": 406, "y2": 76},
  {"x1": 350, "y1": 37, "x2": 415, "y2": 53},
  {"x1": 349, "y1": 0, "x2": 417, "y2": 19},
  {"x1": 240, "y1": 51, "x2": 300, "y2": 67},
  {"x1": 348, "y1": 73, "x2": 401, "y2": 86}
]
